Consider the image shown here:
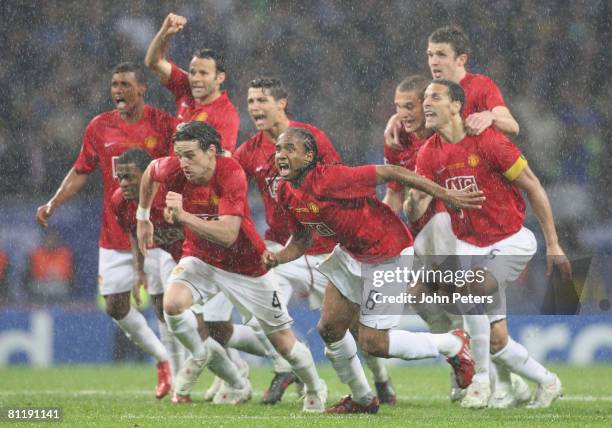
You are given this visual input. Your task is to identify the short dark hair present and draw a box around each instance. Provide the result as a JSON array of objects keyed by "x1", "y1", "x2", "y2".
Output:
[
  {"x1": 249, "y1": 77, "x2": 288, "y2": 101},
  {"x1": 116, "y1": 148, "x2": 152, "y2": 172},
  {"x1": 397, "y1": 75, "x2": 429, "y2": 98},
  {"x1": 428, "y1": 26, "x2": 471, "y2": 58},
  {"x1": 280, "y1": 127, "x2": 318, "y2": 163},
  {"x1": 112, "y1": 62, "x2": 146, "y2": 85},
  {"x1": 431, "y1": 78, "x2": 465, "y2": 115},
  {"x1": 193, "y1": 49, "x2": 226, "y2": 73},
  {"x1": 174, "y1": 121, "x2": 222, "y2": 154}
]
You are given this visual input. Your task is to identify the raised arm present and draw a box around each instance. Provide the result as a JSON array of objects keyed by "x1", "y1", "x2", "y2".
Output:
[
  {"x1": 512, "y1": 165, "x2": 572, "y2": 280},
  {"x1": 144, "y1": 13, "x2": 187, "y2": 83},
  {"x1": 36, "y1": 167, "x2": 89, "y2": 227}
]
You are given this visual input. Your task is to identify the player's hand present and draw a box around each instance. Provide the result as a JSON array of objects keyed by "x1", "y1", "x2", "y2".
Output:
[
  {"x1": 465, "y1": 111, "x2": 494, "y2": 136},
  {"x1": 165, "y1": 192, "x2": 185, "y2": 224},
  {"x1": 261, "y1": 250, "x2": 279, "y2": 270},
  {"x1": 137, "y1": 219, "x2": 154, "y2": 256},
  {"x1": 384, "y1": 114, "x2": 404, "y2": 150},
  {"x1": 35, "y1": 202, "x2": 56, "y2": 228},
  {"x1": 132, "y1": 270, "x2": 148, "y2": 305},
  {"x1": 161, "y1": 13, "x2": 187, "y2": 36},
  {"x1": 546, "y1": 243, "x2": 573, "y2": 282},
  {"x1": 442, "y1": 187, "x2": 485, "y2": 210}
]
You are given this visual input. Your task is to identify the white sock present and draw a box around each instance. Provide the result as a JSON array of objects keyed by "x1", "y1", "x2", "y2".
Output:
[
  {"x1": 283, "y1": 341, "x2": 322, "y2": 393},
  {"x1": 388, "y1": 330, "x2": 440, "y2": 360},
  {"x1": 250, "y1": 322, "x2": 292, "y2": 372},
  {"x1": 164, "y1": 310, "x2": 206, "y2": 360},
  {"x1": 227, "y1": 324, "x2": 268, "y2": 357},
  {"x1": 362, "y1": 352, "x2": 389, "y2": 383},
  {"x1": 115, "y1": 307, "x2": 168, "y2": 362},
  {"x1": 325, "y1": 332, "x2": 373, "y2": 405},
  {"x1": 158, "y1": 319, "x2": 185, "y2": 378},
  {"x1": 492, "y1": 337, "x2": 555, "y2": 385},
  {"x1": 204, "y1": 337, "x2": 246, "y2": 389},
  {"x1": 463, "y1": 315, "x2": 490, "y2": 384}
]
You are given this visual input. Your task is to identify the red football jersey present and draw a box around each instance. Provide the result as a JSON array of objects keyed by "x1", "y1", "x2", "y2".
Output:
[
  {"x1": 234, "y1": 121, "x2": 341, "y2": 254},
  {"x1": 416, "y1": 128, "x2": 527, "y2": 247},
  {"x1": 277, "y1": 164, "x2": 412, "y2": 264},
  {"x1": 73, "y1": 105, "x2": 177, "y2": 250},
  {"x1": 460, "y1": 72, "x2": 507, "y2": 118},
  {"x1": 165, "y1": 62, "x2": 239, "y2": 152},
  {"x1": 111, "y1": 187, "x2": 184, "y2": 263},
  {"x1": 149, "y1": 156, "x2": 267, "y2": 276}
]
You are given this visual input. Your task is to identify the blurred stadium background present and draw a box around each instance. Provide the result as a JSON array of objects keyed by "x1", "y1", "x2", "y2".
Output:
[{"x1": 1, "y1": 0, "x2": 611, "y2": 369}]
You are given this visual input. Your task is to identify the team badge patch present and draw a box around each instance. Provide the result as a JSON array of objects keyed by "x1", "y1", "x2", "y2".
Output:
[
  {"x1": 467, "y1": 153, "x2": 480, "y2": 168},
  {"x1": 144, "y1": 136, "x2": 157, "y2": 150},
  {"x1": 308, "y1": 202, "x2": 319, "y2": 214},
  {"x1": 195, "y1": 111, "x2": 208, "y2": 122}
]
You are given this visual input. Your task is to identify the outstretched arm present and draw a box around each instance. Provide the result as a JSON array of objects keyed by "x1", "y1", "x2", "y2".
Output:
[
  {"x1": 144, "y1": 13, "x2": 187, "y2": 83},
  {"x1": 36, "y1": 167, "x2": 89, "y2": 227},
  {"x1": 513, "y1": 165, "x2": 572, "y2": 280},
  {"x1": 375, "y1": 165, "x2": 484, "y2": 210}
]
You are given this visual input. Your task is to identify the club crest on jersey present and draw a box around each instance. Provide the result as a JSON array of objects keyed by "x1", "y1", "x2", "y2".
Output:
[
  {"x1": 195, "y1": 111, "x2": 208, "y2": 122},
  {"x1": 467, "y1": 153, "x2": 480, "y2": 168},
  {"x1": 308, "y1": 202, "x2": 320, "y2": 214},
  {"x1": 144, "y1": 136, "x2": 157, "y2": 150},
  {"x1": 445, "y1": 175, "x2": 479, "y2": 192}
]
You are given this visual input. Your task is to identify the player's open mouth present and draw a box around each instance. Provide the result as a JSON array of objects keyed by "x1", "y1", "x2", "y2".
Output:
[
  {"x1": 276, "y1": 161, "x2": 291, "y2": 177},
  {"x1": 115, "y1": 97, "x2": 127, "y2": 109},
  {"x1": 424, "y1": 111, "x2": 436, "y2": 118},
  {"x1": 252, "y1": 113, "x2": 266, "y2": 127},
  {"x1": 431, "y1": 69, "x2": 442, "y2": 77}
]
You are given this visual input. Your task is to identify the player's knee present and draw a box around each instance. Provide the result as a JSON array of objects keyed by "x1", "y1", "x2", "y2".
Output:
[
  {"x1": 163, "y1": 296, "x2": 186, "y2": 316},
  {"x1": 317, "y1": 318, "x2": 343, "y2": 344},
  {"x1": 105, "y1": 296, "x2": 129, "y2": 320},
  {"x1": 490, "y1": 329, "x2": 508, "y2": 353}
]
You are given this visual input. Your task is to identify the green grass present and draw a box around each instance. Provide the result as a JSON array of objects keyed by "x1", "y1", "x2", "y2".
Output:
[{"x1": 1, "y1": 364, "x2": 611, "y2": 427}]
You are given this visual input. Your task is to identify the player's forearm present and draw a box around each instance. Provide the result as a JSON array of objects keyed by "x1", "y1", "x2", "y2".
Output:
[
  {"x1": 492, "y1": 107, "x2": 520, "y2": 137},
  {"x1": 405, "y1": 189, "x2": 433, "y2": 222},
  {"x1": 144, "y1": 30, "x2": 172, "y2": 80},
  {"x1": 275, "y1": 233, "x2": 312, "y2": 264},
  {"x1": 178, "y1": 214, "x2": 240, "y2": 248},
  {"x1": 48, "y1": 167, "x2": 89, "y2": 209},
  {"x1": 129, "y1": 235, "x2": 145, "y2": 272},
  {"x1": 138, "y1": 166, "x2": 159, "y2": 210},
  {"x1": 376, "y1": 165, "x2": 447, "y2": 200},
  {"x1": 525, "y1": 184, "x2": 559, "y2": 248},
  {"x1": 382, "y1": 188, "x2": 404, "y2": 214}
]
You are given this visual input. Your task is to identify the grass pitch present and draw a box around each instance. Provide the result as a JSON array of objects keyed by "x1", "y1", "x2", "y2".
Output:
[{"x1": 1, "y1": 364, "x2": 611, "y2": 427}]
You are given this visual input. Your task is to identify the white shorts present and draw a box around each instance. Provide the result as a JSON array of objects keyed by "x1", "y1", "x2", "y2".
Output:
[
  {"x1": 455, "y1": 227, "x2": 537, "y2": 322},
  {"x1": 266, "y1": 240, "x2": 329, "y2": 309},
  {"x1": 316, "y1": 244, "x2": 414, "y2": 330},
  {"x1": 168, "y1": 257, "x2": 293, "y2": 334},
  {"x1": 190, "y1": 293, "x2": 235, "y2": 322},
  {"x1": 143, "y1": 248, "x2": 176, "y2": 295},
  {"x1": 413, "y1": 212, "x2": 457, "y2": 269}
]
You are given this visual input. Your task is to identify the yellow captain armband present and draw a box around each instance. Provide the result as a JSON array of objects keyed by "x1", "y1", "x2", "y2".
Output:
[{"x1": 503, "y1": 155, "x2": 528, "y2": 181}]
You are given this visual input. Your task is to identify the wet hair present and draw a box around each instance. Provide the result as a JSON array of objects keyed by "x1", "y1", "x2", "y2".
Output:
[
  {"x1": 431, "y1": 78, "x2": 465, "y2": 115},
  {"x1": 112, "y1": 62, "x2": 146, "y2": 85},
  {"x1": 193, "y1": 49, "x2": 226, "y2": 73},
  {"x1": 116, "y1": 148, "x2": 152, "y2": 172},
  {"x1": 396, "y1": 75, "x2": 429, "y2": 98},
  {"x1": 428, "y1": 26, "x2": 471, "y2": 58},
  {"x1": 249, "y1": 77, "x2": 288, "y2": 101},
  {"x1": 174, "y1": 121, "x2": 223, "y2": 154}
]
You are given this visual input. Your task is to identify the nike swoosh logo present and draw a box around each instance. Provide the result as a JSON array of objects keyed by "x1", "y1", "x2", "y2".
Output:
[
  {"x1": 104, "y1": 142, "x2": 119, "y2": 148},
  {"x1": 274, "y1": 313, "x2": 283, "y2": 319}
]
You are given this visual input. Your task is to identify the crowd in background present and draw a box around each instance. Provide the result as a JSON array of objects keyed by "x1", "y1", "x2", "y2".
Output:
[{"x1": 0, "y1": 0, "x2": 609, "y2": 303}]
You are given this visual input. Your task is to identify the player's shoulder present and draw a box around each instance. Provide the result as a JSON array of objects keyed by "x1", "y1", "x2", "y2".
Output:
[
  {"x1": 145, "y1": 104, "x2": 175, "y2": 121},
  {"x1": 152, "y1": 155, "x2": 180, "y2": 175},
  {"x1": 86, "y1": 110, "x2": 117, "y2": 129},
  {"x1": 291, "y1": 120, "x2": 327, "y2": 139},
  {"x1": 464, "y1": 72, "x2": 499, "y2": 89},
  {"x1": 238, "y1": 131, "x2": 263, "y2": 150},
  {"x1": 217, "y1": 156, "x2": 246, "y2": 175},
  {"x1": 218, "y1": 91, "x2": 240, "y2": 114}
]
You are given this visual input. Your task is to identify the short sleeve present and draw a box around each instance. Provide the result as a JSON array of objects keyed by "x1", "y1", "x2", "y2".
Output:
[
  {"x1": 217, "y1": 160, "x2": 248, "y2": 217},
  {"x1": 481, "y1": 77, "x2": 506, "y2": 111},
  {"x1": 480, "y1": 130, "x2": 526, "y2": 181},
  {"x1": 150, "y1": 156, "x2": 182, "y2": 186},
  {"x1": 163, "y1": 62, "x2": 191, "y2": 101},
  {"x1": 73, "y1": 121, "x2": 98, "y2": 174}
]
